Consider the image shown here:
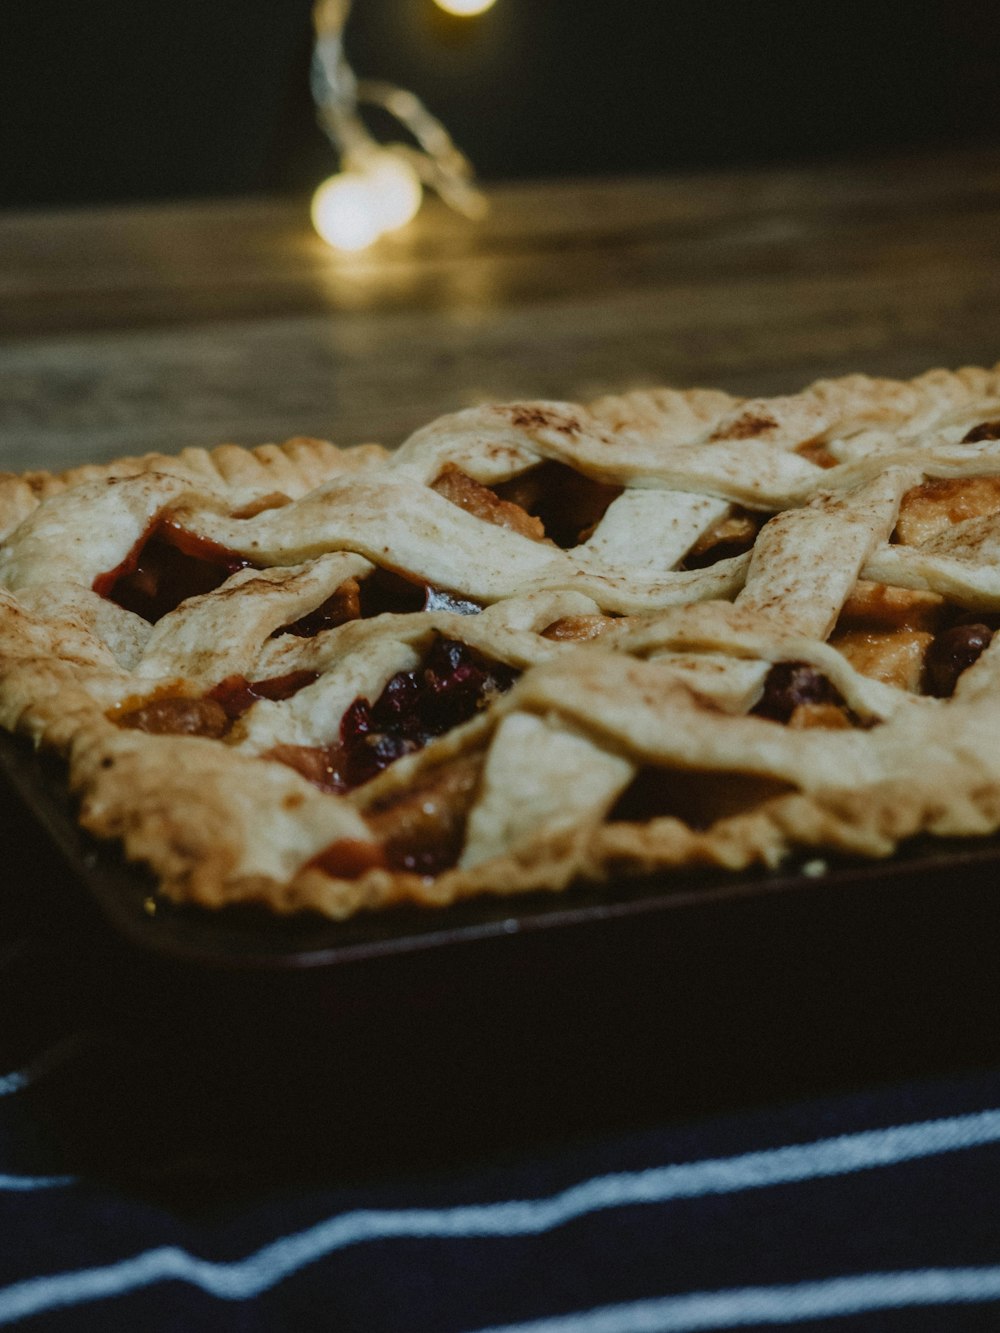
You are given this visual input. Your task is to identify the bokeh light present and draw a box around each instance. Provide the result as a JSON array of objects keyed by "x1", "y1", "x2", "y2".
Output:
[
  {"x1": 364, "y1": 152, "x2": 423, "y2": 232},
  {"x1": 310, "y1": 174, "x2": 382, "y2": 251},
  {"x1": 311, "y1": 153, "x2": 424, "y2": 251},
  {"x1": 432, "y1": 0, "x2": 498, "y2": 16}
]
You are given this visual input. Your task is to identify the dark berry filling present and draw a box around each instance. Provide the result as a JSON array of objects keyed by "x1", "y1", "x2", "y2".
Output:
[
  {"x1": 336, "y1": 636, "x2": 518, "y2": 790},
  {"x1": 269, "y1": 637, "x2": 518, "y2": 794},
  {"x1": 751, "y1": 661, "x2": 847, "y2": 724},
  {"x1": 922, "y1": 620, "x2": 995, "y2": 697}
]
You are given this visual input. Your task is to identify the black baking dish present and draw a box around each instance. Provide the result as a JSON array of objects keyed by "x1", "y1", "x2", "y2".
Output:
[
  {"x1": 4, "y1": 724, "x2": 1000, "y2": 1117},
  {"x1": 3, "y1": 724, "x2": 999, "y2": 969}
]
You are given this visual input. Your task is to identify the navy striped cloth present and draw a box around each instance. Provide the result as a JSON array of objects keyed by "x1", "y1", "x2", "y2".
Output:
[
  {"x1": 4, "y1": 1027, "x2": 1000, "y2": 1330},
  {"x1": 4, "y1": 812, "x2": 1000, "y2": 1330}
]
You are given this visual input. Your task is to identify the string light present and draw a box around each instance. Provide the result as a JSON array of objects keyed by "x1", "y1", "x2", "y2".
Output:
[{"x1": 310, "y1": 0, "x2": 488, "y2": 252}]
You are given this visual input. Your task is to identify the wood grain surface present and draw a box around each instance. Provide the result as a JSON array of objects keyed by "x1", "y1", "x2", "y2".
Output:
[{"x1": 1, "y1": 148, "x2": 999, "y2": 472}]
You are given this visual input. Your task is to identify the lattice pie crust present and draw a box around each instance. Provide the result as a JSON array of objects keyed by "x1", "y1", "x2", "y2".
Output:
[{"x1": 2, "y1": 364, "x2": 1000, "y2": 918}]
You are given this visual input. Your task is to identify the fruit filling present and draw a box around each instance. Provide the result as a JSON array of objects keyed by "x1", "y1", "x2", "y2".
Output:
[
  {"x1": 273, "y1": 568, "x2": 481, "y2": 638},
  {"x1": 114, "y1": 694, "x2": 232, "y2": 738},
  {"x1": 609, "y1": 765, "x2": 794, "y2": 831},
  {"x1": 432, "y1": 460, "x2": 623, "y2": 549},
  {"x1": 367, "y1": 754, "x2": 484, "y2": 875},
  {"x1": 681, "y1": 507, "x2": 765, "y2": 569},
  {"x1": 309, "y1": 754, "x2": 484, "y2": 880},
  {"x1": 828, "y1": 579, "x2": 998, "y2": 699},
  {"x1": 94, "y1": 518, "x2": 253, "y2": 622},
  {"x1": 921, "y1": 617, "x2": 997, "y2": 697},
  {"x1": 848, "y1": 470, "x2": 1000, "y2": 694},
  {"x1": 962, "y1": 420, "x2": 1000, "y2": 442},
  {"x1": 751, "y1": 661, "x2": 854, "y2": 729},
  {"x1": 113, "y1": 669, "x2": 320, "y2": 736},
  {"x1": 894, "y1": 477, "x2": 1000, "y2": 546},
  {"x1": 206, "y1": 670, "x2": 322, "y2": 719},
  {"x1": 270, "y1": 636, "x2": 519, "y2": 793},
  {"x1": 430, "y1": 464, "x2": 546, "y2": 542},
  {"x1": 830, "y1": 582, "x2": 942, "y2": 692}
]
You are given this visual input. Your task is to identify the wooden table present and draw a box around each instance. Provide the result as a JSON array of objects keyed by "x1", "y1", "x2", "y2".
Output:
[
  {"x1": 4, "y1": 153, "x2": 1000, "y2": 1315},
  {"x1": 1, "y1": 146, "x2": 998, "y2": 474}
]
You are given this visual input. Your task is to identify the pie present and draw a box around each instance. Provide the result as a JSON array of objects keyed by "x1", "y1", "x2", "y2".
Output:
[{"x1": 2, "y1": 362, "x2": 1000, "y2": 919}]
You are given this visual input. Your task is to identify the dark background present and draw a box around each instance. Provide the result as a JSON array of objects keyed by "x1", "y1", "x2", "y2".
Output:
[{"x1": 2, "y1": 0, "x2": 999, "y2": 210}]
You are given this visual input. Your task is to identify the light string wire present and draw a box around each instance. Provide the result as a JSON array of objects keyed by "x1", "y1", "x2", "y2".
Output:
[{"x1": 310, "y1": 0, "x2": 486, "y2": 247}]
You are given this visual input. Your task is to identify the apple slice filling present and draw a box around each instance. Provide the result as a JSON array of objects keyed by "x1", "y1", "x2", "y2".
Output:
[
  {"x1": 114, "y1": 668, "x2": 320, "y2": 736},
  {"x1": 432, "y1": 460, "x2": 623, "y2": 549},
  {"x1": 681, "y1": 507, "x2": 766, "y2": 569}
]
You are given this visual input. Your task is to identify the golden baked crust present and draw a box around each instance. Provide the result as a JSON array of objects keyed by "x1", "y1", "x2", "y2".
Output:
[{"x1": 2, "y1": 364, "x2": 1000, "y2": 919}]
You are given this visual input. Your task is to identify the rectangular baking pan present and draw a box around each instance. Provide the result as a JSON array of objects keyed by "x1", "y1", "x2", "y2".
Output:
[
  {"x1": 5, "y1": 725, "x2": 1000, "y2": 972},
  {"x1": 5, "y1": 724, "x2": 1000, "y2": 1124}
]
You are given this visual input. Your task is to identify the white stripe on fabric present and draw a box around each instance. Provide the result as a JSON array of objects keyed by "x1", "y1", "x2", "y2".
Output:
[
  {"x1": 465, "y1": 1267, "x2": 1000, "y2": 1333},
  {"x1": 1, "y1": 1105, "x2": 1000, "y2": 1324},
  {"x1": 0, "y1": 1173, "x2": 75, "y2": 1192},
  {"x1": 0, "y1": 1031, "x2": 107, "y2": 1098}
]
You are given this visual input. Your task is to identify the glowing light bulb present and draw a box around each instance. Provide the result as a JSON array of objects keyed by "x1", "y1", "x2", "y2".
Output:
[
  {"x1": 364, "y1": 152, "x2": 422, "y2": 232},
  {"x1": 311, "y1": 173, "x2": 382, "y2": 251},
  {"x1": 433, "y1": 0, "x2": 498, "y2": 15}
]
